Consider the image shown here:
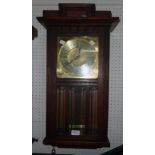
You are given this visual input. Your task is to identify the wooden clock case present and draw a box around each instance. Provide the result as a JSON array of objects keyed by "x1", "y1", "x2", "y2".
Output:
[{"x1": 37, "y1": 3, "x2": 119, "y2": 148}]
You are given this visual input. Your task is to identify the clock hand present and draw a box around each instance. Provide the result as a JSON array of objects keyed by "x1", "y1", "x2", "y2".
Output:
[
  {"x1": 74, "y1": 48, "x2": 81, "y2": 59},
  {"x1": 68, "y1": 48, "x2": 82, "y2": 65},
  {"x1": 68, "y1": 55, "x2": 79, "y2": 64}
]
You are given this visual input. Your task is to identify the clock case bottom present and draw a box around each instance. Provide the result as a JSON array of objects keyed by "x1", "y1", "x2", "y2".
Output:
[{"x1": 43, "y1": 137, "x2": 110, "y2": 148}]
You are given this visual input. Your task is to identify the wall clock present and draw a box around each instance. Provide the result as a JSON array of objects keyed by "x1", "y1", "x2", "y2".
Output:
[{"x1": 37, "y1": 3, "x2": 119, "y2": 148}]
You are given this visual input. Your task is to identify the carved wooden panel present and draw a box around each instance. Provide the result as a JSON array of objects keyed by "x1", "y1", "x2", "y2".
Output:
[{"x1": 59, "y1": 3, "x2": 95, "y2": 17}]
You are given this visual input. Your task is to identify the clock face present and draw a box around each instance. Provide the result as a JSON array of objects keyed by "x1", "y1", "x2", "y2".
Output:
[{"x1": 56, "y1": 36, "x2": 99, "y2": 79}]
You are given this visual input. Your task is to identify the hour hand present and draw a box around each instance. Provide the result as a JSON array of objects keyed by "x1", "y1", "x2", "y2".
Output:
[{"x1": 68, "y1": 48, "x2": 81, "y2": 64}]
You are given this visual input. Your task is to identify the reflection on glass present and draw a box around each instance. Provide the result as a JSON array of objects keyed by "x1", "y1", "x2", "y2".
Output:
[{"x1": 80, "y1": 65, "x2": 90, "y2": 76}]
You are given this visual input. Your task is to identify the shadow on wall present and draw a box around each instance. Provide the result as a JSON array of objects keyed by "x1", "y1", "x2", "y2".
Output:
[{"x1": 101, "y1": 145, "x2": 123, "y2": 155}]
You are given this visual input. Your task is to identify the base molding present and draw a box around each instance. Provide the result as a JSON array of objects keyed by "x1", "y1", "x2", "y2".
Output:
[{"x1": 43, "y1": 136, "x2": 110, "y2": 148}]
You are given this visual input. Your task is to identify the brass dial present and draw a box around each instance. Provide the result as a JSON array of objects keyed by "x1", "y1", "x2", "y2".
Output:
[{"x1": 57, "y1": 36, "x2": 99, "y2": 78}]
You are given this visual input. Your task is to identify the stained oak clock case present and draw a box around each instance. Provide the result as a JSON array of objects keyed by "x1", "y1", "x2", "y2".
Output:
[{"x1": 37, "y1": 3, "x2": 119, "y2": 148}]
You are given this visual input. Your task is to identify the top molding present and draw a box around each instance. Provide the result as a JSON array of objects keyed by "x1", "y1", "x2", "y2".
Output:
[{"x1": 37, "y1": 3, "x2": 119, "y2": 32}]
